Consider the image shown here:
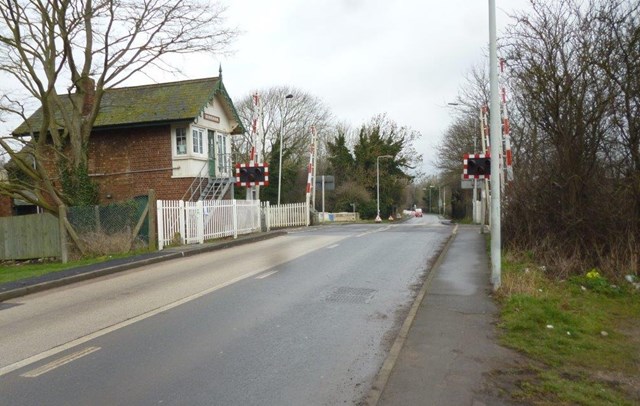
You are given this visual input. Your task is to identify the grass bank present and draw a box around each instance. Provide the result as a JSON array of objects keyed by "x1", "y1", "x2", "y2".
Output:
[
  {"x1": 496, "y1": 252, "x2": 640, "y2": 405},
  {"x1": 0, "y1": 254, "x2": 134, "y2": 285}
]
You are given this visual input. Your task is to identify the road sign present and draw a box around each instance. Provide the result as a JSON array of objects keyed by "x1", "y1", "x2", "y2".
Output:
[
  {"x1": 315, "y1": 175, "x2": 335, "y2": 191},
  {"x1": 461, "y1": 179, "x2": 474, "y2": 189}
]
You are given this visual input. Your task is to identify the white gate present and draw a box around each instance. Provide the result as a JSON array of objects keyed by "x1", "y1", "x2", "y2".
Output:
[
  {"x1": 157, "y1": 199, "x2": 261, "y2": 250},
  {"x1": 262, "y1": 202, "x2": 309, "y2": 229}
]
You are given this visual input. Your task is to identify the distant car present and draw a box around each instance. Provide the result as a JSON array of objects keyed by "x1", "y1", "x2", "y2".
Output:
[{"x1": 415, "y1": 208, "x2": 423, "y2": 217}]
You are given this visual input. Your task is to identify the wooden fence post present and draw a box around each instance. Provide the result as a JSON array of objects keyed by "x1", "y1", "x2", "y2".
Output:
[
  {"x1": 58, "y1": 205, "x2": 68, "y2": 264},
  {"x1": 148, "y1": 189, "x2": 157, "y2": 251}
]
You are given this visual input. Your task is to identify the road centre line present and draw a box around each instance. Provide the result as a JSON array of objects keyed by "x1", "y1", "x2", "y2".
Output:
[
  {"x1": 356, "y1": 225, "x2": 391, "y2": 237},
  {"x1": 326, "y1": 244, "x2": 339, "y2": 249},
  {"x1": 255, "y1": 270, "x2": 279, "y2": 279},
  {"x1": 20, "y1": 346, "x2": 101, "y2": 378},
  {"x1": 0, "y1": 267, "x2": 272, "y2": 378}
]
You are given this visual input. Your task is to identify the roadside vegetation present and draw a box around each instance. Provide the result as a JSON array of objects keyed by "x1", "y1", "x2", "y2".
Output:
[
  {"x1": 435, "y1": 1, "x2": 640, "y2": 400},
  {"x1": 496, "y1": 251, "x2": 640, "y2": 405},
  {"x1": 0, "y1": 253, "x2": 139, "y2": 285}
]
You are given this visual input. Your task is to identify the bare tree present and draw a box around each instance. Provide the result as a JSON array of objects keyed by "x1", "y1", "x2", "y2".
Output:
[
  {"x1": 233, "y1": 86, "x2": 333, "y2": 164},
  {"x1": 232, "y1": 86, "x2": 332, "y2": 203},
  {"x1": 501, "y1": 0, "x2": 640, "y2": 277},
  {"x1": 594, "y1": 0, "x2": 640, "y2": 228},
  {"x1": 0, "y1": 0, "x2": 237, "y2": 212}
]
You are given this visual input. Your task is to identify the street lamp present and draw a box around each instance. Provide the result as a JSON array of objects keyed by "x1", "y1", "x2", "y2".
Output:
[
  {"x1": 277, "y1": 94, "x2": 294, "y2": 205},
  {"x1": 489, "y1": 0, "x2": 502, "y2": 289},
  {"x1": 376, "y1": 155, "x2": 393, "y2": 221},
  {"x1": 429, "y1": 185, "x2": 434, "y2": 213}
]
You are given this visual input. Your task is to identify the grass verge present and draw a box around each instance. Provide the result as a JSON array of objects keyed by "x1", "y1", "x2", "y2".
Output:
[
  {"x1": 495, "y1": 252, "x2": 640, "y2": 405},
  {"x1": 0, "y1": 253, "x2": 139, "y2": 285}
]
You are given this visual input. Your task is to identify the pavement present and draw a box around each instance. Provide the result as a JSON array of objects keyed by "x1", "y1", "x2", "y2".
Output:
[
  {"x1": 1, "y1": 224, "x2": 518, "y2": 405},
  {"x1": 371, "y1": 225, "x2": 520, "y2": 406}
]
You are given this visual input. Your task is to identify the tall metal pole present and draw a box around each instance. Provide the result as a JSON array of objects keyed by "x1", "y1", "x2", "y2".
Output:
[
  {"x1": 277, "y1": 94, "x2": 293, "y2": 206},
  {"x1": 376, "y1": 155, "x2": 393, "y2": 220},
  {"x1": 489, "y1": 0, "x2": 502, "y2": 289},
  {"x1": 376, "y1": 158, "x2": 381, "y2": 217}
]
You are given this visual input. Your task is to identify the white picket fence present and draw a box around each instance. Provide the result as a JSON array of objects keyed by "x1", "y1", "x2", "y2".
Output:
[
  {"x1": 157, "y1": 199, "x2": 261, "y2": 250},
  {"x1": 261, "y1": 201, "x2": 309, "y2": 229},
  {"x1": 157, "y1": 199, "x2": 310, "y2": 250}
]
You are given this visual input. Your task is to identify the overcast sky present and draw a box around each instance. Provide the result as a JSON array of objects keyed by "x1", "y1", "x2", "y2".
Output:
[
  {"x1": 2, "y1": 0, "x2": 532, "y2": 176},
  {"x1": 189, "y1": 0, "x2": 532, "y2": 176}
]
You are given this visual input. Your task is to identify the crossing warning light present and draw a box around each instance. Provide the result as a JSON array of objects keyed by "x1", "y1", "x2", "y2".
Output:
[
  {"x1": 235, "y1": 163, "x2": 269, "y2": 187},
  {"x1": 463, "y1": 153, "x2": 491, "y2": 179}
]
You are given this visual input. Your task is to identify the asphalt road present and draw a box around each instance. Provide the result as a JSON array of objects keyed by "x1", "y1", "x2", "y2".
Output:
[{"x1": 0, "y1": 215, "x2": 450, "y2": 405}]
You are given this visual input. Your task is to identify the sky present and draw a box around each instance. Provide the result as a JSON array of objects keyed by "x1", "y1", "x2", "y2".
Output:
[
  {"x1": 184, "y1": 0, "x2": 532, "y2": 176},
  {"x1": 1, "y1": 0, "x2": 532, "y2": 176}
]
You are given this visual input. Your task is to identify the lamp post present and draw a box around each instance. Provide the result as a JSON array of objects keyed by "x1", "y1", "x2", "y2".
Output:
[
  {"x1": 277, "y1": 94, "x2": 294, "y2": 206},
  {"x1": 429, "y1": 185, "x2": 434, "y2": 213},
  {"x1": 376, "y1": 155, "x2": 393, "y2": 221},
  {"x1": 489, "y1": 0, "x2": 501, "y2": 289}
]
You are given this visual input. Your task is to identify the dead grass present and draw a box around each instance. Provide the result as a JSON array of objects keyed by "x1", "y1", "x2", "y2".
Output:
[
  {"x1": 497, "y1": 250, "x2": 548, "y2": 298},
  {"x1": 79, "y1": 231, "x2": 146, "y2": 257},
  {"x1": 495, "y1": 250, "x2": 640, "y2": 405}
]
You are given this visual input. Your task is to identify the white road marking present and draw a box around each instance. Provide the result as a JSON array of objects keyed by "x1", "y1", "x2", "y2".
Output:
[
  {"x1": 255, "y1": 270, "x2": 279, "y2": 279},
  {"x1": 326, "y1": 244, "x2": 339, "y2": 249},
  {"x1": 0, "y1": 268, "x2": 273, "y2": 378},
  {"x1": 20, "y1": 346, "x2": 101, "y2": 378},
  {"x1": 356, "y1": 226, "x2": 390, "y2": 237}
]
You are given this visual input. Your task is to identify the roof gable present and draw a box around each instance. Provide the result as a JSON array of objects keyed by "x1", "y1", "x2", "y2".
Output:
[{"x1": 13, "y1": 77, "x2": 245, "y2": 135}]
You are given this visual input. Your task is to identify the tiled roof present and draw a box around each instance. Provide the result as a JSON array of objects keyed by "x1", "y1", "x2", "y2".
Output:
[{"x1": 13, "y1": 77, "x2": 245, "y2": 135}]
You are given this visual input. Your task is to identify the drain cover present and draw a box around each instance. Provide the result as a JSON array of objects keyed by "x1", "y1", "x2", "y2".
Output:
[{"x1": 326, "y1": 287, "x2": 376, "y2": 304}]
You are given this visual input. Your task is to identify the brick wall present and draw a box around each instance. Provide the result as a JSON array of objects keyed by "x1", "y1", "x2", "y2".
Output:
[
  {"x1": 88, "y1": 125, "x2": 194, "y2": 203},
  {"x1": 9, "y1": 124, "x2": 197, "y2": 211}
]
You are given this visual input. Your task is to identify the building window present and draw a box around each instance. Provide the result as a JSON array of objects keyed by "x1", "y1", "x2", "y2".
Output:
[
  {"x1": 192, "y1": 128, "x2": 204, "y2": 154},
  {"x1": 176, "y1": 127, "x2": 187, "y2": 155}
]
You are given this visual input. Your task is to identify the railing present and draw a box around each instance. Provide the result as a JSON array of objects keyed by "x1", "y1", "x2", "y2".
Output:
[
  {"x1": 261, "y1": 201, "x2": 309, "y2": 229},
  {"x1": 181, "y1": 161, "x2": 209, "y2": 201},
  {"x1": 157, "y1": 199, "x2": 261, "y2": 250}
]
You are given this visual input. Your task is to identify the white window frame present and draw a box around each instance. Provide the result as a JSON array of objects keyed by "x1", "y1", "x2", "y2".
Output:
[
  {"x1": 217, "y1": 132, "x2": 229, "y2": 173},
  {"x1": 192, "y1": 127, "x2": 204, "y2": 155},
  {"x1": 175, "y1": 127, "x2": 187, "y2": 155}
]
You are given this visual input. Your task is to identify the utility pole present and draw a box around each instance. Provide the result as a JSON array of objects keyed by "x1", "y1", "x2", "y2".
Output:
[
  {"x1": 376, "y1": 155, "x2": 393, "y2": 222},
  {"x1": 489, "y1": 0, "x2": 502, "y2": 289},
  {"x1": 277, "y1": 94, "x2": 293, "y2": 205}
]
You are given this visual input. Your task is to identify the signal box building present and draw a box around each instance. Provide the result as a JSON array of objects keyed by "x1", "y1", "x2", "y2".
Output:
[{"x1": 10, "y1": 74, "x2": 245, "y2": 212}]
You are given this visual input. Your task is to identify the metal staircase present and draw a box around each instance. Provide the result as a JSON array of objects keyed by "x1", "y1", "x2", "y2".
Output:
[
  {"x1": 199, "y1": 177, "x2": 232, "y2": 200},
  {"x1": 182, "y1": 162, "x2": 234, "y2": 202}
]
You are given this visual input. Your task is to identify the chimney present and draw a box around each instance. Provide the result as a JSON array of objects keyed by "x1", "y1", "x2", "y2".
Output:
[{"x1": 80, "y1": 76, "x2": 96, "y2": 117}]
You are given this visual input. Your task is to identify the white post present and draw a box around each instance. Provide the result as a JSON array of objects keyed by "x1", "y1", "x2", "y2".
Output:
[
  {"x1": 312, "y1": 129, "x2": 318, "y2": 210},
  {"x1": 278, "y1": 95, "x2": 293, "y2": 205},
  {"x1": 321, "y1": 175, "x2": 325, "y2": 221},
  {"x1": 196, "y1": 200, "x2": 204, "y2": 244},
  {"x1": 376, "y1": 155, "x2": 393, "y2": 220},
  {"x1": 377, "y1": 159, "x2": 380, "y2": 217},
  {"x1": 157, "y1": 200, "x2": 164, "y2": 250},
  {"x1": 266, "y1": 201, "x2": 271, "y2": 232},
  {"x1": 179, "y1": 200, "x2": 186, "y2": 244},
  {"x1": 489, "y1": 0, "x2": 502, "y2": 289},
  {"x1": 232, "y1": 199, "x2": 238, "y2": 239}
]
